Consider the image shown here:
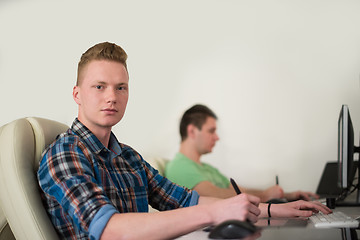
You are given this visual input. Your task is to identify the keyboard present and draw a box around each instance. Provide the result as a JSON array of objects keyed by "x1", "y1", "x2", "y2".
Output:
[{"x1": 309, "y1": 211, "x2": 359, "y2": 228}]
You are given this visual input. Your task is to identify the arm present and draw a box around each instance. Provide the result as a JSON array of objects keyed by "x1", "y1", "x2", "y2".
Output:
[
  {"x1": 243, "y1": 186, "x2": 320, "y2": 202},
  {"x1": 101, "y1": 196, "x2": 332, "y2": 240},
  {"x1": 193, "y1": 180, "x2": 319, "y2": 203},
  {"x1": 193, "y1": 181, "x2": 237, "y2": 198},
  {"x1": 284, "y1": 191, "x2": 320, "y2": 201},
  {"x1": 101, "y1": 208, "x2": 211, "y2": 240},
  {"x1": 193, "y1": 181, "x2": 285, "y2": 203},
  {"x1": 101, "y1": 194, "x2": 261, "y2": 240},
  {"x1": 258, "y1": 200, "x2": 332, "y2": 218},
  {"x1": 242, "y1": 185, "x2": 284, "y2": 202}
]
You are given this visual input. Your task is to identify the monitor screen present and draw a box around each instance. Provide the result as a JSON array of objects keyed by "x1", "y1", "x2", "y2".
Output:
[{"x1": 337, "y1": 104, "x2": 355, "y2": 189}]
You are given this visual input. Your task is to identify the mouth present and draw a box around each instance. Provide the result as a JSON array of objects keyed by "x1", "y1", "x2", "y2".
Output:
[{"x1": 102, "y1": 108, "x2": 118, "y2": 113}]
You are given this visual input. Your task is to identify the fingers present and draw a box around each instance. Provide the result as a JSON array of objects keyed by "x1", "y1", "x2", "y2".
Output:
[
  {"x1": 298, "y1": 192, "x2": 311, "y2": 201},
  {"x1": 236, "y1": 194, "x2": 261, "y2": 222},
  {"x1": 268, "y1": 185, "x2": 284, "y2": 198},
  {"x1": 247, "y1": 201, "x2": 261, "y2": 222},
  {"x1": 296, "y1": 200, "x2": 332, "y2": 215},
  {"x1": 300, "y1": 191, "x2": 320, "y2": 201},
  {"x1": 275, "y1": 185, "x2": 284, "y2": 197},
  {"x1": 245, "y1": 193, "x2": 261, "y2": 207},
  {"x1": 273, "y1": 200, "x2": 332, "y2": 218},
  {"x1": 283, "y1": 190, "x2": 319, "y2": 201},
  {"x1": 246, "y1": 211, "x2": 259, "y2": 223},
  {"x1": 293, "y1": 209, "x2": 314, "y2": 217},
  {"x1": 308, "y1": 201, "x2": 332, "y2": 214},
  {"x1": 308, "y1": 192, "x2": 320, "y2": 199}
]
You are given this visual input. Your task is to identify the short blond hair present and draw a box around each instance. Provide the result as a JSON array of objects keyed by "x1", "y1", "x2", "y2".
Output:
[{"x1": 77, "y1": 42, "x2": 128, "y2": 86}]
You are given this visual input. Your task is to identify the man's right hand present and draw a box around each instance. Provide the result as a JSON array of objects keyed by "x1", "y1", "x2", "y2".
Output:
[
  {"x1": 262, "y1": 185, "x2": 284, "y2": 202},
  {"x1": 210, "y1": 193, "x2": 261, "y2": 224}
]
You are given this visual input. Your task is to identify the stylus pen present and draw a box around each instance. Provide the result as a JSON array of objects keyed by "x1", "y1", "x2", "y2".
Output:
[
  {"x1": 230, "y1": 178, "x2": 241, "y2": 195},
  {"x1": 276, "y1": 175, "x2": 279, "y2": 185}
]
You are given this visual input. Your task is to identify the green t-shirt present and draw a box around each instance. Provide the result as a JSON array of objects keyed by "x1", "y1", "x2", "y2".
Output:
[{"x1": 165, "y1": 153, "x2": 230, "y2": 189}]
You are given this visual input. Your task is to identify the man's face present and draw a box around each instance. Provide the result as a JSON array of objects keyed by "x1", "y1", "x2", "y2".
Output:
[
  {"x1": 193, "y1": 117, "x2": 220, "y2": 155},
  {"x1": 73, "y1": 60, "x2": 129, "y2": 132}
]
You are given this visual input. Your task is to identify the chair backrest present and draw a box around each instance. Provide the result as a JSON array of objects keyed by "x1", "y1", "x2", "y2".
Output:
[
  {"x1": 145, "y1": 157, "x2": 169, "y2": 177},
  {"x1": 0, "y1": 206, "x2": 15, "y2": 240},
  {"x1": 0, "y1": 127, "x2": 13, "y2": 240},
  {"x1": 0, "y1": 117, "x2": 68, "y2": 240}
]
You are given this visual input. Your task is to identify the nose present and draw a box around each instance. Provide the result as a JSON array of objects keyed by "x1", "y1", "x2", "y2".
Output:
[
  {"x1": 106, "y1": 88, "x2": 117, "y2": 104},
  {"x1": 214, "y1": 133, "x2": 220, "y2": 141}
]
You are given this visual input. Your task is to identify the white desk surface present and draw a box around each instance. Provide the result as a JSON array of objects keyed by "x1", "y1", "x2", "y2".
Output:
[{"x1": 178, "y1": 206, "x2": 360, "y2": 240}]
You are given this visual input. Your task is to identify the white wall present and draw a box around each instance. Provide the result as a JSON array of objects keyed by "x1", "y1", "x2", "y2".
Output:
[{"x1": 1, "y1": 0, "x2": 360, "y2": 193}]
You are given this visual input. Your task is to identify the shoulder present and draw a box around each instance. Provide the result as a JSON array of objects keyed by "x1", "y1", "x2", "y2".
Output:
[
  {"x1": 38, "y1": 129, "x2": 90, "y2": 182},
  {"x1": 202, "y1": 162, "x2": 220, "y2": 171},
  {"x1": 166, "y1": 153, "x2": 200, "y2": 175},
  {"x1": 117, "y1": 142, "x2": 146, "y2": 167},
  {"x1": 42, "y1": 129, "x2": 86, "y2": 160},
  {"x1": 171, "y1": 153, "x2": 194, "y2": 164}
]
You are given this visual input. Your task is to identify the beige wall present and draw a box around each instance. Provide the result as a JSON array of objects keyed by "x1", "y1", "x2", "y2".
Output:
[{"x1": 1, "y1": 0, "x2": 360, "y2": 192}]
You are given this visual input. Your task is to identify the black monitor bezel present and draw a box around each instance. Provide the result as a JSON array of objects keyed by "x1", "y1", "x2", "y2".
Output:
[{"x1": 337, "y1": 104, "x2": 355, "y2": 189}]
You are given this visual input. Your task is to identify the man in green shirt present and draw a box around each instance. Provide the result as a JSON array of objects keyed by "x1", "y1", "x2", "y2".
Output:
[
  {"x1": 165, "y1": 104, "x2": 319, "y2": 202},
  {"x1": 168, "y1": 152, "x2": 230, "y2": 189}
]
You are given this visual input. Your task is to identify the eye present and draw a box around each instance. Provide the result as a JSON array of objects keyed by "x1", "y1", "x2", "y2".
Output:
[
  {"x1": 209, "y1": 129, "x2": 216, "y2": 134},
  {"x1": 117, "y1": 86, "x2": 128, "y2": 91},
  {"x1": 95, "y1": 85, "x2": 103, "y2": 90}
]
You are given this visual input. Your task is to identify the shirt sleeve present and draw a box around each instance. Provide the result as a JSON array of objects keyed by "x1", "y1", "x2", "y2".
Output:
[
  {"x1": 88, "y1": 204, "x2": 118, "y2": 240},
  {"x1": 38, "y1": 138, "x2": 114, "y2": 237}
]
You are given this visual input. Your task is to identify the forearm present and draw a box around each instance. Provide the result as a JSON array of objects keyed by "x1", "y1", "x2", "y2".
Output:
[
  {"x1": 199, "y1": 187, "x2": 235, "y2": 199},
  {"x1": 193, "y1": 181, "x2": 236, "y2": 199},
  {"x1": 199, "y1": 199, "x2": 274, "y2": 219},
  {"x1": 283, "y1": 191, "x2": 319, "y2": 201},
  {"x1": 198, "y1": 196, "x2": 221, "y2": 205},
  {"x1": 242, "y1": 188, "x2": 267, "y2": 202},
  {"x1": 243, "y1": 185, "x2": 285, "y2": 202},
  {"x1": 101, "y1": 205, "x2": 212, "y2": 240}
]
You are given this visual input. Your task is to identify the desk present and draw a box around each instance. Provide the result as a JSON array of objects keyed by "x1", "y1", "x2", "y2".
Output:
[{"x1": 178, "y1": 206, "x2": 360, "y2": 240}]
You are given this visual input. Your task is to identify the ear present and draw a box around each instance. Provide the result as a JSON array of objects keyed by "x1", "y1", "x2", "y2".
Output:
[
  {"x1": 187, "y1": 124, "x2": 197, "y2": 139},
  {"x1": 73, "y1": 86, "x2": 81, "y2": 105}
]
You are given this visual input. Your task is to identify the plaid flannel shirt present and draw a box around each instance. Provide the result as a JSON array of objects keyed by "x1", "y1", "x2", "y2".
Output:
[{"x1": 38, "y1": 118, "x2": 198, "y2": 240}]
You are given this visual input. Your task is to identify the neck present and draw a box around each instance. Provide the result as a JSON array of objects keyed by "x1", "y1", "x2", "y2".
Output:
[
  {"x1": 179, "y1": 141, "x2": 202, "y2": 164},
  {"x1": 77, "y1": 118, "x2": 112, "y2": 148},
  {"x1": 93, "y1": 130, "x2": 111, "y2": 148}
]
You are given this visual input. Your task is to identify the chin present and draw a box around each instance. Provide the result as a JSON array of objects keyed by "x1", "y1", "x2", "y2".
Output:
[
  {"x1": 103, "y1": 115, "x2": 123, "y2": 124},
  {"x1": 101, "y1": 119, "x2": 121, "y2": 128},
  {"x1": 203, "y1": 150, "x2": 212, "y2": 155}
]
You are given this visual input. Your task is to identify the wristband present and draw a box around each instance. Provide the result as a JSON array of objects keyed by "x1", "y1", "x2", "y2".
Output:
[{"x1": 267, "y1": 203, "x2": 272, "y2": 218}]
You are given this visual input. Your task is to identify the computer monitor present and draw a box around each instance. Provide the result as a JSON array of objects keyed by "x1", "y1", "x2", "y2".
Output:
[{"x1": 337, "y1": 104, "x2": 360, "y2": 205}]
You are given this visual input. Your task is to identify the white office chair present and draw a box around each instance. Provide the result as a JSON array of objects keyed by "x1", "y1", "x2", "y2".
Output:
[
  {"x1": 0, "y1": 117, "x2": 68, "y2": 240},
  {"x1": 0, "y1": 125, "x2": 15, "y2": 240},
  {"x1": 145, "y1": 156, "x2": 169, "y2": 177},
  {"x1": 0, "y1": 204, "x2": 15, "y2": 240}
]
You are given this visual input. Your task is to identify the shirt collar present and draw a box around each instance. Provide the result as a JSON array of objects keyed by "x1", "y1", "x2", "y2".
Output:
[{"x1": 71, "y1": 118, "x2": 122, "y2": 156}]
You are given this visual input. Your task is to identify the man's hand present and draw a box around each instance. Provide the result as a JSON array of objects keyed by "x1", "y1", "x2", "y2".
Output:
[
  {"x1": 284, "y1": 191, "x2": 320, "y2": 201},
  {"x1": 210, "y1": 193, "x2": 261, "y2": 224},
  {"x1": 261, "y1": 185, "x2": 284, "y2": 202},
  {"x1": 269, "y1": 200, "x2": 332, "y2": 218}
]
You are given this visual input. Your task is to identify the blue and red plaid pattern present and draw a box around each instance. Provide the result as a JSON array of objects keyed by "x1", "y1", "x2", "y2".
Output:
[{"x1": 38, "y1": 118, "x2": 198, "y2": 240}]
